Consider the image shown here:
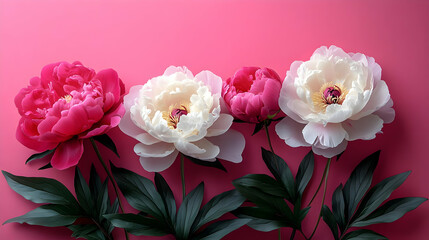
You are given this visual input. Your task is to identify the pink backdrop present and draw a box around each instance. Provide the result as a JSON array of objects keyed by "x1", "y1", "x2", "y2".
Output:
[{"x1": 1, "y1": 0, "x2": 428, "y2": 239}]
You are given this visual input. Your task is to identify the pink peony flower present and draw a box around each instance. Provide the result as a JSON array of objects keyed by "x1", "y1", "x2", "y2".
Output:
[
  {"x1": 15, "y1": 61, "x2": 125, "y2": 170},
  {"x1": 222, "y1": 67, "x2": 283, "y2": 123},
  {"x1": 275, "y1": 46, "x2": 395, "y2": 158}
]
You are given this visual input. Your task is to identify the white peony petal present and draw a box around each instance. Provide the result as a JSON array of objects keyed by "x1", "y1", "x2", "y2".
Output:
[
  {"x1": 175, "y1": 139, "x2": 220, "y2": 160},
  {"x1": 207, "y1": 130, "x2": 245, "y2": 163},
  {"x1": 343, "y1": 114, "x2": 384, "y2": 141},
  {"x1": 312, "y1": 140, "x2": 348, "y2": 158},
  {"x1": 134, "y1": 142, "x2": 175, "y2": 157},
  {"x1": 302, "y1": 122, "x2": 347, "y2": 148},
  {"x1": 139, "y1": 150, "x2": 179, "y2": 172},
  {"x1": 374, "y1": 98, "x2": 395, "y2": 124},
  {"x1": 135, "y1": 133, "x2": 160, "y2": 145},
  {"x1": 194, "y1": 70, "x2": 222, "y2": 95},
  {"x1": 350, "y1": 80, "x2": 390, "y2": 120},
  {"x1": 206, "y1": 114, "x2": 233, "y2": 137},
  {"x1": 275, "y1": 117, "x2": 311, "y2": 147},
  {"x1": 163, "y1": 66, "x2": 194, "y2": 78},
  {"x1": 119, "y1": 110, "x2": 145, "y2": 139},
  {"x1": 123, "y1": 85, "x2": 143, "y2": 110}
]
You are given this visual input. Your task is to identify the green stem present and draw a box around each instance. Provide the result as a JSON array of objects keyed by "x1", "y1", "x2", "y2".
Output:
[
  {"x1": 290, "y1": 229, "x2": 296, "y2": 240},
  {"x1": 181, "y1": 153, "x2": 186, "y2": 201},
  {"x1": 278, "y1": 228, "x2": 281, "y2": 240},
  {"x1": 308, "y1": 158, "x2": 332, "y2": 240},
  {"x1": 90, "y1": 138, "x2": 129, "y2": 240},
  {"x1": 299, "y1": 229, "x2": 309, "y2": 240},
  {"x1": 264, "y1": 121, "x2": 275, "y2": 154},
  {"x1": 307, "y1": 158, "x2": 330, "y2": 207}
]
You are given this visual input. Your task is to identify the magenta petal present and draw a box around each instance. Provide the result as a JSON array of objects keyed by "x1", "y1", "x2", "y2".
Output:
[
  {"x1": 51, "y1": 138, "x2": 84, "y2": 170},
  {"x1": 96, "y1": 69, "x2": 121, "y2": 103},
  {"x1": 16, "y1": 124, "x2": 57, "y2": 152}
]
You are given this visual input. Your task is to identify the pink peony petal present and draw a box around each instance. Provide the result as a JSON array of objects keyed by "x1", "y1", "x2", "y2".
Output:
[
  {"x1": 139, "y1": 150, "x2": 179, "y2": 172},
  {"x1": 302, "y1": 122, "x2": 347, "y2": 148},
  {"x1": 164, "y1": 66, "x2": 194, "y2": 78},
  {"x1": 16, "y1": 122, "x2": 58, "y2": 152},
  {"x1": 195, "y1": 70, "x2": 222, "y2": 95},
  {"x1": 51, "y1": 138, "x2": 84, "y2": 170},
  {"x1": 95, "y1": 69, "x2": 121, "y2": 105}
]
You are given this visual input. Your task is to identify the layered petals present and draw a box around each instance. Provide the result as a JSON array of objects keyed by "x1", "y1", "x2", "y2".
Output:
[{"x1": 51, "y1": 138, "x2": 84, "y2": 170}]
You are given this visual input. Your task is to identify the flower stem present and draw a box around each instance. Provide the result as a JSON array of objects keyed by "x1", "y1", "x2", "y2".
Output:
[
  {"x1": 306, "y1": 158, "x2": 330, "y2": 207},
  {"x1": 181, "y1": 153, "x2": 186, "y2": 201},
  {"x1": 264, "y1": 121, "x2": 275, "y2": 154},
  {"x1": 308, "y1": 158, "x2": 332, "y2": 240},
  {"x1": 290, "y1": 229, "x2": 296, "y2": 240},
  {"x1": 90, "y1": 138, "x2": 129, "y2": 240}
]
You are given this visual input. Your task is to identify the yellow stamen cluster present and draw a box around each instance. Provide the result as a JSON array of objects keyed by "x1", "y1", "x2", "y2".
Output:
[{"x1": 312, "y1": 82, "x2": 348, "y2": 112}]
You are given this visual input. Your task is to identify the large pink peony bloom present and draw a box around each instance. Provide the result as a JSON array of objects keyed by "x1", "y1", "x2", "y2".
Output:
[
  {"x1": 276, "y1": 46, "x2": 395, "y2": 158},
  {"x1": 15, "y1": 61, "x2": 125, "y2": 169},
  {"x1": 222, "y1": 67, "x2": 283, "y2": 123}
]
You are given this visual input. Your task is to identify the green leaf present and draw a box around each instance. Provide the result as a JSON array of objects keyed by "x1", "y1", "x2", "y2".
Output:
[
  {"x1": 295, "y1": 150, "x2": 314, "y2": 196},
  {"x1": 353, "y1": 171, "x2": 410, "y2": 222},
  {"x1": 176, "y1": 183, "x2": 205, "y2": 240},
  {"x1": 25, "y1": 149, "x2": 55, "y2": 164},
  {"x1": 2, "y1": 171, "x2": 78, "y2": 207},
  {"x1": 154, "y1": 173, "x2": 176, "y2": 226},
  {"x1": 321, "y1": 205, "x2": 339, "y2": 240},
  {"x1": 93, "y1": 134, "x2": 120, "y2": 157},
  {"x1": 252, "y1": 122, "x2": 265, "y2": 136},
  {"x1": 352, "y1": 197, "x2": 427, "y2": 227},
  {"x1": 3, "y1": 204, "x2": 79, "y2": 227},
  {"x1": 343, "y1": 151, "x2": 379, "y2": 220},
  {"x1": 185, "y1": 155, "x2": 227, "y2": 172},
  {"x1": 342, "y1": 229, "x2": 387, "y2": 240},
  {"x1": 233, "y1": 174, "x2": 287, "y2": 197},
  {"x1": 110, "y1": 163, "x2": 167, "y2": 221},
  {"x1": 192, "y1": 219, "x2": 250, "y2": 240},
  {"x1": 38, "y1": 162, "x2": 53, "y2": 170},
  {"x1": 69, "y1": 224, "x2": 107, "y2": 240},
  {"x1": 332, "y1": 184, "x2": 346, "y2": 233},
  {"x1": 261, "y1": 148, "x2": 296, "y2": 202},
  {"x1": 104, "y1": 213, "x2": 170, "y2": 236},
  {"x1": 192, "y1": 189, "x2": 245, "y2": 232},
  {"x1": 74, "y1": 167, "x2": 94, "y2": 217},
  {"x1": 89, "y1": 165, "x2": 102, "y2": 202}
]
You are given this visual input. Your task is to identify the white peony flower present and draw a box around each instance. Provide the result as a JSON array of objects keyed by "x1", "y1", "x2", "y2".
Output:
[
  {"x1": 119, "y1": 66, "x2": 245, "y2": 172},
  {"x1": 275, "y1": 46, "x2": 395, "y2": 158}
]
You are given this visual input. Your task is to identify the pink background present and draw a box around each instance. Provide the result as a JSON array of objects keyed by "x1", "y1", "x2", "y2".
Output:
[{"x1": 1, "y1": 0, "x2": 428, "y2": 239}]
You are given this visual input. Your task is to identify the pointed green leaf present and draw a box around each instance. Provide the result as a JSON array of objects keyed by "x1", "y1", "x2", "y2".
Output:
[
  {"x1": 176, "y1": 183, "x2": 205, "y2": 239},
  {"x1": 186, "y1": 155, "x2": 227, "y2": 172},
  {"x1": 332, "y1": 184, "x2": 346, "y2": 233},
  {"x1": 321, "y1": 205, "x2": 339, "y2": 240},
  {"x1": 193, "y1": 219, "x2": 250, "y2": 240},
  {"x1": 93, "y1": 134, "x2": 120, "y2": 157},
  {"x1": 261, "y1": 148, "x2": 296, "y2": 202},
  {"x1": 154, "y1": 173, "x2": 176, "y2": 226},
  {"x1": 233, "y1": 174, "x2": 287, "y2": 197},
  {"x1": 105, "y1": 213, "x2": 170, "y2": 236},
  {"x1": 192, "y1": 189, "x2": 245, "y2": 232},
  {"x1": 343, "y1": 151, "x2": 379, "y2": 220},
  {"x1": 342, "y1": 229, "x2": 387, "y2": 240},
  {"x1": 3, "y1": 204, "x2": 79, "y2": 227},
  {"x1": 110, "y1": 163, "x2": 167, "y2": 221},
  {"x1": 252, "y1": 122, "x2": 265, "y2": 136},
  {"x1": 295, "y1": 150, "x2": 315, "y2": 196},
  {"x1": 352, "y1": 197, "x2": 427, "y2": 227},
  {"x1": 2, "y1": 171, "x2": 78, "y2": 207},
  {"x1": 89, "y1": 165, "x2": 102, "y2": 198},
  {"x1": 69, "y1": 224, "x2": 108, "y2": 240},
  {"x1": 25, "y1": 149, "x2": 55, "y2": 164},
  {"x1": 353, "y1": 171, "x2": 410, "y2": 223},
  {"x1": 38, "y1": 162, "x2": 53, "y2": 170},
  {"x1": 74, "y1": 167, "x2": 94, "y2": 216}
]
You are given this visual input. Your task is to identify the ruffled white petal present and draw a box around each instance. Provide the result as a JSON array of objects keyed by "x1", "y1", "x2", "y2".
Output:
[
  {"x1": 343, "y1": 114, "x2": 384, "y2": 141},
  {"x1": 175, "y1": 138, "x2": 220, "y2": 160},
  {"x1": 134, "y1": 142, "x2": 175, "y2": 157},
  {"x1": 195, "y1": 70, "x2": 222, "y2": 95},
  {"x1": 302, "y1": 122, "x2": 347, "y2": 148},
  {"x1": 139, "y1": 150, "x2": 179, "y2": 172},
  {"x1": 350, "y1": 80, "x2": 390, "y2": 120},
  {"x1": 119, "y1": 110, "x2": 145, "y2": 139},
  {"x1": 312, "y1": 140, "x2": 347, "y2": 158},
  {"x1": 135, "y1": 133, "x2": 160, "y2": 145},
  {"x1": 207, "y1": 130, "x2": 245, "y2": 163},
  {"x1": 374, "y1": 98, "x2": 395, "y2": 124},
  {"x1": 275, "y1": 117, "x2": 311, "y2": 147},
  {"x1": 206, "y1": 114, "x2": 233, "y2": 137},
  {"x1": 163, "y1": 66, "x2": 194, "y2": 78}
]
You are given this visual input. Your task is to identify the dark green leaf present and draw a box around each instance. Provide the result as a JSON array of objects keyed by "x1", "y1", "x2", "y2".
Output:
[
  {"x1": 332, "y1": 184, "x2": 346, "y2": 233},
  {"x1": 38, "y1": 162, "x2": 52, "y2": 170},
  {"x1": 321, "y1": 205, "x2": 339, "y2": 240},
  {"x1": 104, "y1": 213, "x2": 170, "y2": 236},
  {"x1": 186, "y1": 155, "x2": 227, "y2": 172},
  {"x1": 93, "y1": 134, "x2": 120, "y2": 157},
  {"x1": 343, "y1": 151, "x2": 379, "y2": 220},
  {"x1": 272, "y1": 117, "x2": 285, "y2": 122},
  {"x1": 295, "y1": 150, "x2": 314, "y2": 196},
  {"x1": 89, "y1": 165, "x2": 102, "y2": 201},
  {"x1": 176, "y1": 183, "x2": 205, "y2": 240},
  {"x1": 75, "y1": 167, "x2": 94, "y2": 216},
  {"x1": 342, "y1": 229, "x2": 387, "y2": 240},
  {"x1": 261, "y1": 148, "x2": 296, "y2": 202},
  {"x1": 110, "y1": 163, "x2": 167, "y2": 221},
  {"x1": 336, "y1": 150, "x2": 345, "y2": 162},
  {"x1": 69, "y1": 224, "x2": 107, "y2": 240},
  {"x1": 233, "y1": 174, "x2": 287, "y2": 197},
  {"x1": 352, "y1": 197, "x2": 427, "y2": 227},
  {"x1": 192, "y1": 219, "x2": 250, "y2": 240},
  {"x1": 3, "y1": 204, "x2": 79, "y2": 227},
  {"x1": 233, "y1": 119, "x2": 246, "y2": 123},
  {"x1": 353, "y1": 171, "x2": 410, "y2": 222},
  {"x1": 252, "y1": 122, "x2": 265, "y2": 136},
  {"x1": 154, "y1": 173, "x2": 176, "y2": 226},
  {"x1": 2, "y1": 171, "x2": 78, "y2": 207},
  {"x1": 192, "y1": 189, "x2": 245, "y2": 232},
  {"x1": 25, "y1": 149, "x2": 55, "y2": 164}
]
